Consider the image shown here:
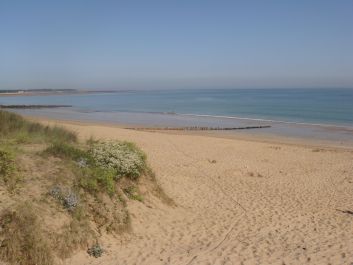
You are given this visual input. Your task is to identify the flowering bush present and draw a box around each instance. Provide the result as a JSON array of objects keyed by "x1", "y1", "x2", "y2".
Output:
[{"x1": 89, "y1": 141, "x2": 146, "y2": 180}]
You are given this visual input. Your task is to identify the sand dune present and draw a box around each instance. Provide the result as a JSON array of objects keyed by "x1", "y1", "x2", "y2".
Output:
[{"x1": 36, "y1": 120, "x2": 353, "y2": 265}]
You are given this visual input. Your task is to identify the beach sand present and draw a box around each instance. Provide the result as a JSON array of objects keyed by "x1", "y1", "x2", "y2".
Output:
[{"x1": 36, "y1": 118, "x2": 353, "y2": 265}]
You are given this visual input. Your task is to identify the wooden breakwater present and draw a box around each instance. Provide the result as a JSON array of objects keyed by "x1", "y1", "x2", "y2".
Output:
[
  {"x1": 0, "y1": 105, "x2": 72, "y2": 109},
  {"x1": 126, "y1": 125, "x2": 271, "y2": 131}
]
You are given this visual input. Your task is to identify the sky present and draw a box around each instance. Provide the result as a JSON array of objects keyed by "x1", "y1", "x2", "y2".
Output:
[{"x1": 0, "y1": 0, "x2": 352, "y2": 90}]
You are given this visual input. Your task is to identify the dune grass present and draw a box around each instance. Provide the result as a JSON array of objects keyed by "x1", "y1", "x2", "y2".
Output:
[
  {"x1": 43, "y1": 142, "x2": 90, "y2": 162},
  {"x1": 0, "y1": 148, "x2": 21, "y2": 190},
  {"x1": 0, "y1": 110, "x2": 77, "y2": 144},
  {"x1": 54, "y1": 219, "x2": 94, "y2": 259},
  {"x1": 0, "y1": 149, "x2": 16, "y2": 183},
  {"x1": 0, "y1": 203, "x2": 54, "y2": 265}
]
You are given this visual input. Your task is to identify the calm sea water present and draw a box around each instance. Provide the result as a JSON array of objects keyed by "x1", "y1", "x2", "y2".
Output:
[
  {"x1": 1, "y1": 88, "x2": 353, "y2": 144},
  {"x1": 1, "y1": 88, "x2": 353, "y2": 126}
]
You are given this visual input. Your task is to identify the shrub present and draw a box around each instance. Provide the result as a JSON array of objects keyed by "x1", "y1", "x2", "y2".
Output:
[
  {"x1": 90, "y1": 141, "x2": 147, "y2": 180},
  {"x1": 123, "y1": 186, "x2": 143, "y2": 202},
  {"x1": 45, "y1": 143, "x2": 117, "y2": 196},
  {"x1": 87, "y1": 243, "x2": 103, "y2": 258}
]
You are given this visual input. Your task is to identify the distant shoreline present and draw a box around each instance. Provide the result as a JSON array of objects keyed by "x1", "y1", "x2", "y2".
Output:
[
  {"x1": 0, "y1": 89, "x2": 124, "y2": 97},
  {"x1": 0, "y1": 104, "x2": 72, "y2": 109}
]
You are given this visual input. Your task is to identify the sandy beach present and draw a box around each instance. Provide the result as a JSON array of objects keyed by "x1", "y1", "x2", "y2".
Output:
[{"x1": 25, "y1": 117, "x2": 352, "y2": 265}]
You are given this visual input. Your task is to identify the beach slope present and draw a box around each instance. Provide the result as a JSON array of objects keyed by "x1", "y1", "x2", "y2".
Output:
[{"x1": 40, "y1": 119, "x2": 353, "y2": 265}]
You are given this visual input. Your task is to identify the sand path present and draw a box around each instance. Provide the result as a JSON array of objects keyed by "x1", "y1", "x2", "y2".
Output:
[{"x1": 47, "y1": 121, "x2": 353, "y2": 265}]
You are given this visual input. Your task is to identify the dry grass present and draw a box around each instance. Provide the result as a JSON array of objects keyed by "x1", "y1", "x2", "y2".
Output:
[
  {"x1": 0, "y1": 148, "x2": 21, "y2": 191},
  {"x1": 0, "y1": 203, "x2": 54, "y2": 265},
  {"x1": 85, "y1": 192, "x2": 131, "y2": 234},
  {"x1": 54, "y1": 219, "x2": 95, "y2": 259}
]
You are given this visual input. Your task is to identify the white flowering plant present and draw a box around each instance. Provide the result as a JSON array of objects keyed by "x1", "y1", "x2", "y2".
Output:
[{"x1": 89, "y1": 141, "x2": 147, "y2": 180}]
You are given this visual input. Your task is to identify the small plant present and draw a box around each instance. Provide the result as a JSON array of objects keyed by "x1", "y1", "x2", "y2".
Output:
[
  {"x1": 90, "y1": 141, "x2": 147, "y2": 180},
  {"x1": 49, "y1": 186, "x2": 62, "y2": 200},
  {"x1": 86, "y1": 136, "x2": 99, "y2": 145},
  {"x1": 77, "y1": 158, "x2": 88, "y2": 168},
  {"x1": 49, "y1": 186, "x2": 79, "y2": 211},
  {"x1": 87, "y1": 243, "x2": 103, "y2": 258},
  {"x1": 123, "y1": 186, "x2": 143, "y2": 202},
  {"x1": 63, "y1": 191, "x2": 79, "y2": 211}
]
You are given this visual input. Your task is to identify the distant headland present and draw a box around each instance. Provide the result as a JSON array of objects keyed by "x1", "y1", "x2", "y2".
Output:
[{"x1": 0, "y1": 89, "x2": 119, "y2": 96}]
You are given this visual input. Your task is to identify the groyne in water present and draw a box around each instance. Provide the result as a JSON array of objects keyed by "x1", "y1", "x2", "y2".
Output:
[{"x1": 126, "y1": 125, "x2": 271, "y2": 131}]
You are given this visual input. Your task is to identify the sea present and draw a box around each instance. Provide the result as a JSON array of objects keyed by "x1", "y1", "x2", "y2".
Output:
[{"x1": 1, "y1": 88, "x2": 353, "y2": 144}]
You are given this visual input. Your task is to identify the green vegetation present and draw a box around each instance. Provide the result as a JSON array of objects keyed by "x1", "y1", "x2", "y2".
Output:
[
  {"x1": 0, "y1": 110, "x2": 169, "y2": 265},
  {"x1": 0, "y1": 148, "x2": 20, "y2": 190},
  {"x1": 0, "y1": 149, "x2": 16, "y2": 182},
  {"x1": 123, "y1": 186, "x2": 144, "y2": 202},
  {"x1": 0, "y1": 110, "x2": 77, "y2": 144},
  {"x1": 44, "y1": 140, "x2": 148, "y2": 197},
  {"x1": 89, "y1": 141, "x2": 147, "y2": 180},
  {"x1": 44, "y1": 142, "x2": 91, "y2": 162},
  {"x1": 76, "y1": 166, "x2": 116, "y2": 196}
]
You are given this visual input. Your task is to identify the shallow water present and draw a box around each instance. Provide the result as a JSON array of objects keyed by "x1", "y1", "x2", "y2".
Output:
[{"x1": 1, "y1": 88, "x2": 353, "y2": 144}]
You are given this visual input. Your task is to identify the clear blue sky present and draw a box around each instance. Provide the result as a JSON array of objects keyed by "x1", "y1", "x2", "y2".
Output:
[{"x1": 0, "y1": 0, "x2": 352, "y2": 90}]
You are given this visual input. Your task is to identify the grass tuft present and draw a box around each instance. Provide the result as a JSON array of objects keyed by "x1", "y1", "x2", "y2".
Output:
[
  {"x1": 43, "y1": 142, "x2": 90, "y2": 162},
  {"x1": 76, "y1": 166, "x2": 116, "y2": 196},
  {"x1": 123, "y1": 186, "x2": 143, "y2": 202}
]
